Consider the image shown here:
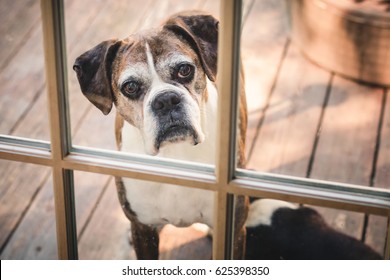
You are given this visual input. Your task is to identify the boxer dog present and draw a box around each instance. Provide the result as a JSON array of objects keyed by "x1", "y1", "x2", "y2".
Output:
[{"x1": 73, "y1": 11, "x2": 248, "y2": 259}]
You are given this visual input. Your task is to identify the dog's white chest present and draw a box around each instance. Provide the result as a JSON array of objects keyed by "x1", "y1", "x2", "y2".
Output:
[
  {"x1": 122, "y1": 177, "x2": 214, "y2": 227},
  {"x1": 120, "y1": 81, "x2": 217, "y2": 227}
]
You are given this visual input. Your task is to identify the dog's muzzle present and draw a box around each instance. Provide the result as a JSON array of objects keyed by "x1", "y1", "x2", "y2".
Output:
[{"x1": 152, "y1": 91, "x2": 200, "y2": 150}]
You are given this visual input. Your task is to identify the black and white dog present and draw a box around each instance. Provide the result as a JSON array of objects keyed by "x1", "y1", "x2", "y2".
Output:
[{"x1": 245, "y1": 199, "x2": 383, "y2": 260}]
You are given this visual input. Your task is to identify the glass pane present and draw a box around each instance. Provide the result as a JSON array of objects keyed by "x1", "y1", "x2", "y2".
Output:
[
  {"x1": 0, "y1": 0, "x2": 50, "y2": 141},
  {"x1": 0, "y1": 160, "x2": 57, "y2": 259},
  {"x1": 74, "y1": 171, "x2": 212, "y2": 260},
  {"x1": 66, "y1": 0, "x2": 220, "y2": 164},
  {"x1": 65, "y1": 0, "x2": 225, "y2": 260},
  {"x1": 245, "y1": 196, "x2": 387, "y2": 259},
  {"x1": 240, "y1": 0, "x2": 390, "y2": 191},
  {"x1": 73, "y1": 171, "x2": 132, "y2": 259}
]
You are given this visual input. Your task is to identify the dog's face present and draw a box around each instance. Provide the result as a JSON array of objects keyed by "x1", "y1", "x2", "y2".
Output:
[
  {"x1": 112, "y1": 34, "x2": 208, "y2": 155},
  {"x1": 73, "y1": 13, "x2": 218, "y2": 155}
]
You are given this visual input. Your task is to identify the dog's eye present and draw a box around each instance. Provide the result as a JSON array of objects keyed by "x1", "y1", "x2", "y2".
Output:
[
  {"x1": 177, "y1": 64, "x2": 193, "y2": 79},
  {"x1": 121, "y1": 81, "x2": 140, "y2": 98}
]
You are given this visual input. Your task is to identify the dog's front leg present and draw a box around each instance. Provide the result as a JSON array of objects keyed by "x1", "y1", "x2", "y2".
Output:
[
  {"x1": 115, "y1": 177, "x2": 159, "y2": 259},
  {"x1": 131, "y1": 221, "x2": 159, "y2": 260},
  {"x1": 233, "y1": 195, "x2": 249, "y2": 260}
]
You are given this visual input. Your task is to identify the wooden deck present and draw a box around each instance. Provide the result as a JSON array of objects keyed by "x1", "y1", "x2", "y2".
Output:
[{"x1": 0, "y1": 0, "x2": 389, "y2": 259}]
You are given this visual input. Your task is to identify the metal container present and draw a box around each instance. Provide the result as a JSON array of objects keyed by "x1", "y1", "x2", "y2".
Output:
[{"x1": 289, "y1": 0, "x2": 390, "y2": 86}]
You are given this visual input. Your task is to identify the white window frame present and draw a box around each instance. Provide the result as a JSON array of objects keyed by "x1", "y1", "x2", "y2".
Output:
[{"x1": 0, "y1": 0, "x2": 389, "y2": 260}]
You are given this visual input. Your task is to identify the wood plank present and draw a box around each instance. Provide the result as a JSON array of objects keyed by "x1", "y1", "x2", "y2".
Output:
[
  {"x1": 374, "y1": 91, "x2": 390, "y2": 191},
  {"x1": 0, "y1": 175, "x2": 57, "y2": 259},
  {"x1": 310, "y1": 76, "x2": 384, "y2": 240},
  {"x1": 310, "y1": 78, "x2": 383, "y2": 186},
  {"x1": 0, "y1": 0, "x2": 101, "y2": 137},
  {"x1": 77, "y1": 179, "x2": 135, "y2": 260},
  {"x1": 364, "y1": 215, "x2": 388, "y2": 256},
  {"x1": 73, "y1": 171, "x2": 112, "y2": 241},
  {"x1": 9, "y1": 93, "x2": 50, "y2": 140},
  {"x1": 71, "y1": 107, "x2": 116, "y2": 150},
  {"x1": 136, "y1": 0, "x2": 203, "y2": 30},
  {"x1": 365, "y1": 90, "x2": 390, "y2": 255},
  {"x1": 0, "y1": 0, "x2": 42, "y2": 69},
  {"x1": 0, "y1": 24, "x2": 47, "y2": 135},
  {"x1": 0, "y1": 161, "x2": 49, "y2": 251},
  {"x1": 198, "y1": 0, "x2": 219, "y2": 15},
  {"x1": 247, "y1": 43, "x2": 330, "y2": 176},
  {"x1": 200, "y1": 0, "x2": 253, "y2": 17},
  {"x1": 240, "y1": 0, "x2": 290, "y2": 158}
]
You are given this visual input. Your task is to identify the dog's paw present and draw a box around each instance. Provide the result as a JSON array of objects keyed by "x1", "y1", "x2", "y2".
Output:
[
  {"x1": 246, "y1": 199, "x2": 298, "y2": 227},
  {"x1": 192, "y1": 223, "x2": 213, "y2": 237}
]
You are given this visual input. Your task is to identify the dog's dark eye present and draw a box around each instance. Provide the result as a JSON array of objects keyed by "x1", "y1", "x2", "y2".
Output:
[
  {"x1": 177, "y1": 64, "x2": 193, "y2": 79},
  {"x1": 121, "y1": 81, "x2": 140, "y2": 99}
]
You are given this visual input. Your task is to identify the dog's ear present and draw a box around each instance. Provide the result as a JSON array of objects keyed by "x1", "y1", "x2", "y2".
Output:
[
  {"x1": 164, "y1": 12, "x2": 218, "y2": 82},
  {"x1": 73, "y1": 39, "x2": 121, "y2": 115}
]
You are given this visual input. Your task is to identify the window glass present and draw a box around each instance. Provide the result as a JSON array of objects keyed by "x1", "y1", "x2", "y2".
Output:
[
  {"x1": 73, "y1": 171, "x2": 131, "y2": 259},
  {"x1": 0, "y1": 160, "x2": 56, "y2": 259},
  {"x1": 66, "y1": 0, "x2": 220, "y2": 160},
  {"x1": 0, "y1": 0, "x2": 50, "y2": 141},
  {"x1": 241, "y1": 0, "x2": 390, "y2": 191},
  {"x1": 74, "y1": 171, "x2": 212, "y2": 260}
]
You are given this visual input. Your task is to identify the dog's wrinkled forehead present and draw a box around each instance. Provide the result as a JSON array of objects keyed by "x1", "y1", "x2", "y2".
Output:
[{"x1": 114, "y1": 32, "x2": 199, "y2": 84}]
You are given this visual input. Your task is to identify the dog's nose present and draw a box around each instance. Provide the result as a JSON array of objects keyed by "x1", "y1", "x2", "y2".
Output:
[{"x1": 152, "y1": 92, "x2": 182, "y2": 112}]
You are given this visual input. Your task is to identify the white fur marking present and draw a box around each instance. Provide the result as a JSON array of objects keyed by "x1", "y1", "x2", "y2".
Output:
[
  {"x1": 192, "y1": 223, "x2": 212, "y2": 236},
  {"x1": 118, "y1": 64, "x2": 149, "y2": 87},
  {"x1": 165, "y1": 54, "x2": 193, "y2": 68},
  {"x1": 121, "y1": 78, "x2": 218, "y2": 227},
  {"x1": 245, "y1": 199, "x2": 298, "y2": 227},
  {"x1": 145, "y1": 43, "x2": 164, "y2": 88}
]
